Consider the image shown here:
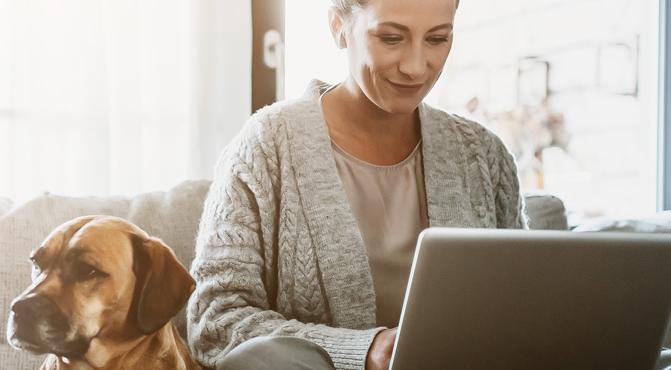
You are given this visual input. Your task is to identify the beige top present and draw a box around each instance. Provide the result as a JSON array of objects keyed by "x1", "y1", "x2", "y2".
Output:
[{"x1": 332, "y1": 140, "x2": 429, "y2": 328}]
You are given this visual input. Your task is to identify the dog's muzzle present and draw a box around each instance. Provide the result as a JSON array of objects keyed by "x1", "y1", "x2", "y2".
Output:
[{"x1": 6, "y1": 292, "x2": 89, "y2": 357}]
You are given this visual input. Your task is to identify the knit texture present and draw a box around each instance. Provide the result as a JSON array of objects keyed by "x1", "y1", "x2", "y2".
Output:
[{"x1": 187, "y1": 80, "x2": 527, "y2": 370}]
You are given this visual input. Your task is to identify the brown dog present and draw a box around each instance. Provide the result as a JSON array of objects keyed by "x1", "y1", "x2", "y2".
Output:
[{"x1": 6, "y1": 215, "x2": 202, "y2": 370}]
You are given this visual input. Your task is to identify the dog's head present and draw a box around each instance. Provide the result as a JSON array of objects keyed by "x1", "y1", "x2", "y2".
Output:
[{"x1": 6, "y1": 215, "x2": 195, "y2": 359}]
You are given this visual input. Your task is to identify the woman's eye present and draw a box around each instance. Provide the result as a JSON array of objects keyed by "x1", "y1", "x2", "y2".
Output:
[
  {"x1": 427, "y1": 36, "x2": 450, "y2": 45},
  {"x1": 378, "y1": 35, "x2": 403, "y2": 45}
]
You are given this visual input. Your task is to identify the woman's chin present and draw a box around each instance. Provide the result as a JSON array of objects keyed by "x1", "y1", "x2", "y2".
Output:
[
  {"x1": 376, "y1": 88, "x2": 428, "y2": 114},
  {"x1": 378, "y1": 99, "x2": 422, "y2": 115}
]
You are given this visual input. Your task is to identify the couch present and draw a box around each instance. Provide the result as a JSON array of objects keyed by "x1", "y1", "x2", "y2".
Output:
[{"x1": 1, "y1": 180, "x2": 669, "y2": 369}]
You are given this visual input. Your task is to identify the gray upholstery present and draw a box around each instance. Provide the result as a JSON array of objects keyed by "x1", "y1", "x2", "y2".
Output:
[
  {"x1": 0, "y1": 196, "x2": 13, "y2": 219},
  {"x1": 573, "y1": 212, "x2": 671, "y2": 233},
  {"x1": 524, "y1": 193, "x2": 569, "y2": 230}
]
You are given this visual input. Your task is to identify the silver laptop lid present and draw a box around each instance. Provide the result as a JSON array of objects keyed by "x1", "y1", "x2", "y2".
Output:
[{"x1": 390, "y1": 228, "x2": 671, "y2": 370}]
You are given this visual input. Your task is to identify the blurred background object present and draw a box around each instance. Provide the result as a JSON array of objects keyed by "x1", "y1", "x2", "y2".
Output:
[
  {"x1": 0, "y1": 0, "x2": 257, "y2": 203},
  {"x1": 285, "y1": 0, "x2": 660, "y2": 225},
  {"x1": 0, "y1": 0, "x2": 663, "y2": 226}
]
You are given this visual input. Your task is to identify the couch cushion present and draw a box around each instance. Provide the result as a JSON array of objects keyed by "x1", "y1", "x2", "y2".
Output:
[
  {"x1": 523, "y1": 193, "x2": 568, "y2": 230},
  {"x1": 0, "y1": 196, "x2": 13, "y2": 219},
  {"x1": 0, "y1": 180, "x2": 211, "y2": 369},
  {"x1": 573, "y1": 212, "x2": 671, "y2": 233}
]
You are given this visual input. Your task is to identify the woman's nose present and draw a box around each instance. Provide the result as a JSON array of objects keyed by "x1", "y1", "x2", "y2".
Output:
[{"x1": 398, "y1": 44, "x2": 427, "y2": 80}]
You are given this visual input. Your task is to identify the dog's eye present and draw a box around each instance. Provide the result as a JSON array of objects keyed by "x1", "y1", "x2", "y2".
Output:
[
  {"x1": 74, "y1": 262, "x2": 107, "y2": 281},
  {"x1": 29, "y1": 257, "x2": 41, "y2": 273}
]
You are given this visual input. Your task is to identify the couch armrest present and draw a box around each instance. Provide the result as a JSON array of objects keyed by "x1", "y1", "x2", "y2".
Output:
[
  {"x1": 523, "y1": 193, "x2": 568, "y2": 230},
  {"x1": 0, "y1": 196, "x2": 13, "y2": 219}
]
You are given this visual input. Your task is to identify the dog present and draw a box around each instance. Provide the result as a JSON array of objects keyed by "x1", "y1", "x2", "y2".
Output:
[{"x1": 6, "y1": 215, "x2": 203, "y2": 370}]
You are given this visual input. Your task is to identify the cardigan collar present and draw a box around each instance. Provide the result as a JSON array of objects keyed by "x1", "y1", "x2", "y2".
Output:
[{"x1": 285, "y1": 80, "x2": 471, "y2": 328}]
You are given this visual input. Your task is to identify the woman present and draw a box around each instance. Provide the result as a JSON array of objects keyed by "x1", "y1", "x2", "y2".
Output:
[{"x1": 187, "y1": 0, "x2": 526, "y2": 369}]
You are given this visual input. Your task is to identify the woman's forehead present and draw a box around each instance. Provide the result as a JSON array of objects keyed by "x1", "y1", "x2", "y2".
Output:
[{"x1": 359, "y1": 0, "x2": 456, "y2": 30}]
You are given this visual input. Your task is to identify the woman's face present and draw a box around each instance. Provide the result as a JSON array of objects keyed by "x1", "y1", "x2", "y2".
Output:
[{"x1": 341, "y1": 0, "x2": 457, "y2": 114}]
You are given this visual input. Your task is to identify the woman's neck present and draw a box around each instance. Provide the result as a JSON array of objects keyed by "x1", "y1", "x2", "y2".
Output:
[
  {"x1": 321, "y1": 78, "x2": 422, "y2": 165},
  {"x1": 330, "y1": 78, "x2": 419, "y2": 140}
]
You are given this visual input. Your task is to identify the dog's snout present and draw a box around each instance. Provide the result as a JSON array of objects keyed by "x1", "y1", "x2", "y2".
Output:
[
  {"x1": 8, "y1": 291, "x2": 74, "y2": 355},
  {"x1": 11, "y1": 293, "x2": 56, "y2": 322}
]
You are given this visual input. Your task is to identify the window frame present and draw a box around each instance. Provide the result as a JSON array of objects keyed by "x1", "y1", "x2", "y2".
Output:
[{"x1": 661, "y1": 0, "x2": 671, "y2": 211}]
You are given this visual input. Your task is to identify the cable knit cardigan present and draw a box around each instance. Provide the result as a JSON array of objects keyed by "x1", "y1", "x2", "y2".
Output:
[{"x1": 187, "y1": 80, "x2": 527, "y2": 370}]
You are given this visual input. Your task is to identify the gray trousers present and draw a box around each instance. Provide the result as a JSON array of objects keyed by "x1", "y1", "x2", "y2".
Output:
[
  {"x1": 657, "y1": 349, "x2": 671, "y2": 370},
  {"x1": 218, "y1": 336, "x2": 336, "y2": 370},
  {"x1": 218, "y1": 337, "x2": 671, "y2": 370}
]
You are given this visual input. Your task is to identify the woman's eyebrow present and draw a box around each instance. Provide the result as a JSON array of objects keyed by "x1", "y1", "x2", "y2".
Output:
[
  {"x1": 428, "y1": 23, "x2": 453, "y2": 32},
  {"x1": 377, "y1": 22, "x2": 453, "y2": 33}
]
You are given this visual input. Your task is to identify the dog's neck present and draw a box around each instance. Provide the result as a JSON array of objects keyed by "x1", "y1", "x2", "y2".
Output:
[
  {"x1": 84, "y1": 332, "x2": 149, "y2": 369},
  {"x1": 45, "y1": 324, "x2": 195, "y2": 370},
  {"x1": 45, "y1": 334, "x2": 146, "y2": 370}
]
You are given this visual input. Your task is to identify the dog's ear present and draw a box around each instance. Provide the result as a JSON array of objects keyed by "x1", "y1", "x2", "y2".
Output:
[{"x1": 130, "y1": 234, "x2": 196, "y2": 334}]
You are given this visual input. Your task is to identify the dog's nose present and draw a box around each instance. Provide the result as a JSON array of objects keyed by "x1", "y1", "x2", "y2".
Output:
[{"x1": 11, "y1": 293, "x2": 52, "y2": 321}]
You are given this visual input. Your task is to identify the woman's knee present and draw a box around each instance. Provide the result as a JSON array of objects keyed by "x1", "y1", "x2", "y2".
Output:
[{"x1": 219, "y1": 336, "x2": 335, "y2": 370}]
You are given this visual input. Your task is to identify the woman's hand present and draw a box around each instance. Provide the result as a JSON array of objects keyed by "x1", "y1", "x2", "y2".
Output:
[{"x1": 366, "y1": 327, "x2": 397, "y2": 370}]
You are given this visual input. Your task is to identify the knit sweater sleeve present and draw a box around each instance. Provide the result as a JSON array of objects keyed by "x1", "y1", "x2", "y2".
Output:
[
  {"x1": 186, "y1": 124, "x2": 383, "y2": 370},
  {"x1": 487, "y1": 134, "x2": 528, "y2": 229}
]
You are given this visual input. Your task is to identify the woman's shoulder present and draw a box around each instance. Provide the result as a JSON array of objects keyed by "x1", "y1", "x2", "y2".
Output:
[
  {"x1": 421, "y1": 103, "x2": 509, "y2": 155},
  {"x1": 216, "y1": 83, "x2": 325, "y2": 175},
  {"x1": 239, "y1": 99, "x2": 310, "y2": 142},
  {"x1": 235, "y1": 80, "x2": 326, "y2": 147}
]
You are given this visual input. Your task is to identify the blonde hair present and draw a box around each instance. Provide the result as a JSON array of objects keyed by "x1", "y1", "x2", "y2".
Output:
[
  {"x1": 331, "y1": 0, "x2": 459, "y2": 17},
  {"x1": 331, "y1": 0, "x2": 368, "y2": 17},
  {"x1": 331, "y1": 0, "x2": 459, "y2": 43}
]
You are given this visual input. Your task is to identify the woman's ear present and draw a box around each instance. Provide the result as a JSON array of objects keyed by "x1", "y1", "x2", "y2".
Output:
[{"x1": 328, "y1": 7, "x2": 347, "y2": 49}]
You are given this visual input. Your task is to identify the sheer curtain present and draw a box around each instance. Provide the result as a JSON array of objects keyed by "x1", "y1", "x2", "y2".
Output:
[{"x1": 0, "y1": 0, "x2": 251, "y2": 203}]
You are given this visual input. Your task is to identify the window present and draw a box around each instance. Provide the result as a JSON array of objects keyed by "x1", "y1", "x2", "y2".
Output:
[
  {"x1": 0, "y1": 0, "x2": 252, "y2": 203},
  {"x1": 661, "y1": 0, "x2": 671, "y2": 211},
  {"x1": 285, "y1": 0, "x2": 661, "y2": 224}
]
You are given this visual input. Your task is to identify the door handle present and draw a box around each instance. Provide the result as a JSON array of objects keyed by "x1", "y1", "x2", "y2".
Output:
[{"x1": 263, "y1": 29, "x2": 285, "y2": 101}]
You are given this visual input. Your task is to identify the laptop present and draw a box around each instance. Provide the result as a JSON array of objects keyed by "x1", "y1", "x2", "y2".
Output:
[{"x1": 389, "y1": 228, "x2": 671, "y2": 370}]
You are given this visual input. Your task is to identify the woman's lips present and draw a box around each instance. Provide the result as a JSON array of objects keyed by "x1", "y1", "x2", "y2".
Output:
[{"x1": 387, "y1": 79, "x2": 424, "y2": 92}]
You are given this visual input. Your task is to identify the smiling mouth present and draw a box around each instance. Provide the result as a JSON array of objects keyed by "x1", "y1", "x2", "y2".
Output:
[{"x1": 387, "y1": 80, "x2": 424, "y2": 91}]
